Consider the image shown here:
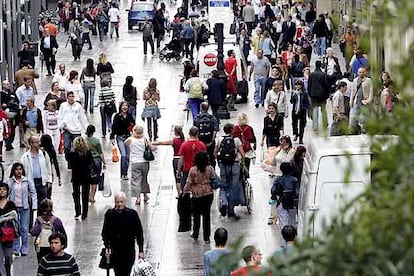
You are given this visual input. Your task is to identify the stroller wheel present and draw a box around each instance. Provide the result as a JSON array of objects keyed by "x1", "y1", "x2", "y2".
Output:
[
  {"x1": 175, "y1": 55, "x2": 181, "y2": 61},
  {"x1": 166, "y1": 56, "x2": 171, "y2": 61},
  {"x1": 159, "y1": 53, "x2": 165, "y2": 61}
]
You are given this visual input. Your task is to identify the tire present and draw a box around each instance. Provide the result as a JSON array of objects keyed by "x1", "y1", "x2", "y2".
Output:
[
  {"x1": 128, "y1": 24, "x2": 132, "y2": 30},
  {"x1": 166, "y1": 57, "x2": 171, "y2": 61},
  {"x1": 244, "y1": 180, "x2": 252, "y2": 214},
  {"x1": 159, "y1": 53, "x2": 165, "y2": 61}
]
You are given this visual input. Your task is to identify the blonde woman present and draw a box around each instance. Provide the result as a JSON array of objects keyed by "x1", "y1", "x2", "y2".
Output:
[
  {"x1": 68, "y1": 137, "x2": 94, "y2": 220},
  {"x1": 233, "y1": 113, "x2": 256, "y2": 172},
  {"x1": 96, "y1": 53, "x2": 114, "y2": 87},
  {"x1": 125, "y1": 125, "x2": 155, "y2": 205},
  {"x1": 142, "y1": 78, "x2": 161, "y2": 141}
]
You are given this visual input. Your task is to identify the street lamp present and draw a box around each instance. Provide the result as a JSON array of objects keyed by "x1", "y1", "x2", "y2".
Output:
[{"x1": 214, "y1": 23, "x2": 230, "y2": 119}]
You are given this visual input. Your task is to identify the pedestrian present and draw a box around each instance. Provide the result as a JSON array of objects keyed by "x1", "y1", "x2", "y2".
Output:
[
  {"x1": 214, "y1": 123, "x2": 245, "y2": 219},
  {"x1": 184, "y1": 70, "x2": 208, "y2": 120},
  {"x1": 66, "y1": 71, "x2": 84, "y2": 106},
  {"x1": 153, "y1": 9, "x2": 166, "y2": 49},
  {"x1": 122, "y1": 76, "x2": 138, "y2": 121},
  {"x1": 152, "y1": 125, "x2": 185, "y2": 197},
  {"x1": 96, "y1": 53, "x2": 115, "y2": 88},
  {"x1": 290, "y1": 146, "x2": 306, "y2": 184},
  {"x1": 331, "y1": 81, "x2": 348, "y2": 136},
  {"x1": 52, "y1": 64, "x2": 69, "y2": 93},
  {"x1": 110, "y1": 101, "x2": 135, "y2": 180},
  {"x1": 249, "y1": 49, "x2": 271, "y2": 108},
  {"x1": 20, "y1": 96, "x2": 43, "y2": 148},
  {"x1": 224, "y1": 50, "x2": 238, "y2": 111},
  {"x1": 18, "y1": 41, "x2": 36, "y2": 69},
  {"x1": 69, "y1": 20, "x2": 83, "y2": 61},
  {"x1": 142, "y1": 78, "x2": 161, "y2": 141},
  {"x1": 97, "y1": 8, "x2": 109, "y2": 42},
  {"x1": 340, "y1": 26, "x2": 356, "y2": 68},
  {"x1": 8, "y1": 162, "x2": 37, "y2": 257},
  {"x1": 40, "y1": 27, "x2": 58, "y2": 76},
  {"x1": 269, "y1": 162, "x2": 299, "y2": 245},
  {"x1": 44, "y1": 82, "x2": 66, "y2": 110},
  {"x1": 350, "y1": 48, "x2": 369, "y2": 79},
  {"x1": 0, "y1": 110, "x2": 8, "y2": 162},
  {"x1": 230, "y1": 245, "x2": 262, "y2": 276},
  {"x1": 206, "y1": 70, "x2": 226, "y2": 119},
  {"x1": 42, "y1": 100, "x2": 60, "y2": 152},
  {"x1": 261, "y1": 103, "x2": 280, "y2": 148},
  {"x1": 312, "y1": 14, "x2": 329, "y2": 57},
  {"x1": 58, "y1": 91, "x2": 88, "y2": 168},
  {"x1": 125, "y1": 125, "x2": 153, "y2": 205},
  {"x1": 273, "y1": 225, "x2": 297, "y2": 255},
  {"x1": 80, "y1": 58, "x2": 97, "y2": 113},
  {"x1": 108, "y1": 3, "x2": 120, "y2": 39},
  {"x1": 15, "y1": 63, "x2": 39, "y2": 96},
  {"x1": 20, "y1": 135, "x2": 52, "y2": 209},
  {"x1": 142, "y1": 16, "x2": 155, "y2": 55},
  {"x1": 290, "y1": 80, "x2": 310, "y2": 144},
  {"x1": 68, "y1": 136, "x2": 94, "y2": 220},
  {"x1": 281, "y1": 15, "x2": 296, "y2": 47},
  {"x1": 60, "y1": 2, "x2": 71, "y2": 33},
  {"x1": 0, "y1": 182, "x2": 17, "y2": 276},
  {"x1": 101, "y1": 192, "x2": 144, "y2": 276},
  {"x1": 239, "y1": 29, "x2": 251, "y2": 63},
  {"x1": 180, "y1": 20, "x2": 194, "y2": 59},
  {"x1": 81, "y1": 18, "x2": 93, "y2": 50},
  {"x1": 40, "y1": 134, "x2": 61, "y2": 197},
  {"x1": 380, "y1": 79, "x2": 394, "y2": 113},
  {"x1": 0, "y1": 80, "x2": 19, "y2": 151},
  {"x1": 264, "y1": 80, "x2": 288, "y2": 133},
  {"x1": 233, "y1": 113, "x2": 256, "y2": 172},
  {"x1": 85, "y1": 125, "x2": 105, "y2": 203},
  {"x1": 242, "y1": 1, "x2": 255, "y2": 35},
  {"x1": 264, "y1": 66, "x2": 283, "y2": 102},
  {"x1": 30, "y1": 199, "x2": 67, "y2": 262},
  {"x1": 98, "y1": 80, "x2": 116, "y2": 139},
  {"x1": 37, "y1": 233, "x2": 80, "y2": 275},
  {"x1": 16, "y1": 76, "x2": 34, "y2": 148},
  {"x1": 308, "y1": 60, "x2": 329, "y2": 131},
  {"x1": 193, "y1": 102, "x2": 219, "y2": 168},
  {"x1": 204, "y1": 227, "x2": 231, "y2": 276}
]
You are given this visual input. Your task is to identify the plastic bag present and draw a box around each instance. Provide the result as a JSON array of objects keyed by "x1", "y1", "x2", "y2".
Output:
[{"x1": 112, "y1": 146, "x2": 119, "y2": 163}]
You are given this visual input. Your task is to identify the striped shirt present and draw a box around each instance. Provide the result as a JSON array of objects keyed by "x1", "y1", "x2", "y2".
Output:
[
  {"x1": 37, "y1": 252, "x2": 80, "y2": 276},
  {"x1": 98, "y1": 86, "x2": 115, "y2": 106}
]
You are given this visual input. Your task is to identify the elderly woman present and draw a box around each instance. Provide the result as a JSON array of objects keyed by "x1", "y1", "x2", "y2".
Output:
[
  {"x1": 142, "y1": 78, "x2": 161, "y2": 142},
  {"x1": 233, "y1": 113, "x2": 256, "y2": 172},
  {"x1": 125, "y1": 125, "x2": 156, "y2": 205}
]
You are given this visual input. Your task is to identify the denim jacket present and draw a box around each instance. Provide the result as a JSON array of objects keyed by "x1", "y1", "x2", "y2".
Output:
[{"x1": 8, "y1": 176, "x2": 38, "y2": 210}]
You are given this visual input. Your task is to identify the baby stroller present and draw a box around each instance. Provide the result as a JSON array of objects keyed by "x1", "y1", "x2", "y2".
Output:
[{"x1": 159, "y1": 38, "x2": 181, "y2": 61}]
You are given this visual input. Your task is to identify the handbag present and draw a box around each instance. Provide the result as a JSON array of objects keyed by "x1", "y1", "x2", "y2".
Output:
[
  {"x1": 229, "y1": 21, "x2": 236, "y2": 35},
  {"x1": 58, "y1": 132, "x2": 64, "y2": 154},
  {"x1": 98, "y1": 248, "x2": 113, "y2": 269},
  {"x1": 98, "y1": 171, "x2": 105, "y2": 191},
  {"x1": 133, "y1": 258, "x2": 156, "y2": 276},
  {"x1": 143, "y1": 139, "x2": 155, "y2": 161},
  {"x1": 112, "y1": 146, "x2": 119, "y2": 162},
  {"x1": 1, "y1": 221, "x2": 17, "y2": 243}
]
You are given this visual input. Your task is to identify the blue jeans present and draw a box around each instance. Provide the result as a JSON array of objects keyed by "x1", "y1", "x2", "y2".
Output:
[
  {"x1": 100, "y1": 106, "x2": 113, "y2": 136},
  {"x1": 14, "y1": 208, "x2": 30, "y2": 255},
  {"x1": 316, "y1": 36, "x2": 326, "y2": 56},
  {"x1": 219, "y1": 164, "x2": 241, "y2": 216},
  {"x1": 254, "y1": 76, "x2": 267, "y2": 105},
  {"x1": 188, "y1": 98, "x2": 203, "y2": 121},
  {"x1": 129, "y1": 105, "x2": 137, "y2": 122},
  {"x1": 117, "y1": 136, "x2": 130, "y2": 176},
  {"x1": 63, "y1": 131, "x2": 81, "y2": 162},
  {"x1": 83, "y1": 82, "x2": 96, "y2": 113}
]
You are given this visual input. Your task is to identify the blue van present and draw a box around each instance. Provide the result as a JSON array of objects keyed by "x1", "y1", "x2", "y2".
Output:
[{"x1": 127, "y1": 0, "x2": 155, "y2": 30}]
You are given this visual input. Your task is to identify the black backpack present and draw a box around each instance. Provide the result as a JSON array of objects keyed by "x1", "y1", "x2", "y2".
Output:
[
  {"x1": 196, "y1": 113, "x2": 214, "y2": 144},
  {"x1": 293, "y1": 61, "x2": 305, "y2": 77},
  {"x1": 273, "y1": 177, "x2": 296, "y2": 209},
  {"x1": 218, "y1": 136, "x2": 237, "y2": 165}
]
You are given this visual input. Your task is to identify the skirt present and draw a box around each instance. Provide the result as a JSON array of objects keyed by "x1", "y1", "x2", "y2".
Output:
[{"x1": 141, "y1": 105, "x2": 161, "y2": 120}]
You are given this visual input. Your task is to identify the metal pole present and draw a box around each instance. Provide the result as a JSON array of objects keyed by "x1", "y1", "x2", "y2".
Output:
[
  {"x1": 24, "y1": 0, "x2": 29, "y2": 41},
  {"x1": 6, "y1": 0, "x2": 13, "y2": 83},
  {"x1": 12, "y1": 0, "x2": 20, "y2": 76},
  {"x1": 30, "y1": 0, "x2": 40, "y2": 41},
  {"x1": 0, "y1": 0, "x2": 5, "y2": 81}
]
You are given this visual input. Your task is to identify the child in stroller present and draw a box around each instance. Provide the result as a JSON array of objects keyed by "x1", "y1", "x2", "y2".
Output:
[{"x1": 159, "y1": 38, "x2": 182, "y2": 61}]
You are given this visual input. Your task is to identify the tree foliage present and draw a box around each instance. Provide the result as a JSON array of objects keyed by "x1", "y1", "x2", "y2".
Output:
[{"x1": 215, "y1": 0, "x2": 414, "y2": 274}]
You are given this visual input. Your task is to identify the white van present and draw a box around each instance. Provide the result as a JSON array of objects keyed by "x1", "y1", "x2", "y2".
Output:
[
  {"x1": 195, "y1": 42, "x2": 249, "y2": 102},
  {"x1": 297, "y1": 135, "x2": 395, "y2": 239}
]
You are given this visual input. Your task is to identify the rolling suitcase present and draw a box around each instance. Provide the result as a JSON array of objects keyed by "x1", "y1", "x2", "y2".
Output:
[{"x1": 237, "y1": 80, "x2": 248, "y2": 103}]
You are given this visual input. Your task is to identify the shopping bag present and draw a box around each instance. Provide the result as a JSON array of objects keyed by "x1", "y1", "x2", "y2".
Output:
[
  {"x1": 133, "y1": 258, "x2": 156, "y2": 276},
  {"x1": 58, "y1": 132, "x2": 64, "y2": 154},
  {"x1": 112, "y1": 146, "x2": 119, "y2": 162},
  {"x1": 98, "y1": 171, "x2": 105, "y2": 191},
  {"x1": 103, "y1": 176, "x2": 112, "y2": 198}
]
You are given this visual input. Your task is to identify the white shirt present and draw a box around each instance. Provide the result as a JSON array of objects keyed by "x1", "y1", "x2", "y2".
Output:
[
  {"x1": 15, "y1": 85, "x2": 34, "y2": 108},
  {"x1": 129, "y1": 137, "x2": 147, "y2": 164},
  {"x1": 52, "y1": 72, "x2": 69, "y2": 90},
  {"x1": 339, "y1": 77, "x2": 352, "y2": 97},
  {"x1": 272, "y1": 20, "x2": 283, "y2": 33},
  {"x1": 65, "y1": 82, "x2": 84, "y2": 105},
  {"x1": 58, "y1": 101, "x2": 88, "y2": 134},
  {"x1": 108, "y1": 7, "x2": 120, "y2": 22}
]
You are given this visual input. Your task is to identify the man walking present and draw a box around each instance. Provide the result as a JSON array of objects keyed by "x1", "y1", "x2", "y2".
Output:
[
  {"x1": 108, "y1": 3, "x2": 120, "y2": 39},
  {"x1": 58, "y1": 91, "x2": 88, "y2": 168},
  {"x1": 308, "y1": 60, "x2": 329, "y2": 131},
  {"x1": 350, "y1": 67, "x2": 373, "y2": 134},
  {"x1": 40, "y1": 27, "x2": 59, "y2": 76},
  {"x1": 249, "y1": 49, "x2": 271, "y2": 108},
  {"x1": 16, "y1": 76, "x2": 34, "y2": 148},
  {"x1": 242, "y1": 1, "x2": 255, "y2": 35},
  {"x1": 142, "y1": 16, "x2": 155, "y2": 55},
  {"x1": 20, "y1": 96, "x2": 43, "y2": 148},
  {"x1": 0, "y1": 80, "x2": 19, "y2": 151},
  {"x1": 204, "y1": 228, "x2": 231, "y2": 276},
  {"x1": 102, "y1": 192, "x2": 144, "y2": 276},
  {"x1": 37, "y1": 233, "x2": 80, "y2": 276},
  {"x1": 214, "y1": 123, "x2": 244, "y2": 219}
]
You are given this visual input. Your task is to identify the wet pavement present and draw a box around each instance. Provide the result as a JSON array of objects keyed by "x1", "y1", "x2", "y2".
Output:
[{"x1": 6, "y1": 1, "x2": 346, "y2": 275}]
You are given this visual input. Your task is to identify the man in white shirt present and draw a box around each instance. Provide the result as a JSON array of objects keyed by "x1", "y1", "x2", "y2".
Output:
[
  {"x1": 16, "y1": 76, "x2": 34, "y2": 148},
  {"x1": 52, "y1": 64, "x2": 69, "y2": 91},
  {"x1": 58, "y1": 91, "x2": 88, "y2": 167},
  {"x1": 108, "y1": 3, "x2": 120, "y2": 38}
]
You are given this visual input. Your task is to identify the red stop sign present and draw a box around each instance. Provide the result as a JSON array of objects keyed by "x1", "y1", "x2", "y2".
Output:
[{"x1": 204, "y1": 53, "x2": 217, "y2": 66}]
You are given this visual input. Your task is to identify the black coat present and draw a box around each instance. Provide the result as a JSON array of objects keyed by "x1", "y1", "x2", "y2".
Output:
[
  {"x1": 40, "y1": 35, "x2": 59, "y2": 55},
  {"x1": 308, "y1": 69, "x2": 329, "y2": 101},
  {"x1": 69, "y1": 150, "x2": 93, "y2": 183},
  {"x1": 206, "y1": 78, "x2": 226, "y2": 105},
  {"x1": 18, "y1": 49, "x2": 36, "y2": 68},
  {"x1": 281, "y1": 21, "x2": 296, "y2": 44}
]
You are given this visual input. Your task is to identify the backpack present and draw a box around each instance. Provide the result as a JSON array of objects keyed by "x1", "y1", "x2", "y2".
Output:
[
  {"x1": 189, "y1": 79, "x2": 203, "y2": 99},
  {"x1": 274, "y1": 177, "x2": 296, "y2": 209},
  {"x1": 196, "y1": 113, "x2": 214, "y2": 144},
  {"x1": 218, "y1": 136, "x2": 237, "y2": 166},
  {"x1": 37, "y1": 216, "x2": 57, "y2": 248}
]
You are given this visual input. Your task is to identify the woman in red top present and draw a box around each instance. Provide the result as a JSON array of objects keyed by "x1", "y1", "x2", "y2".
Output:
[
  {"x1": 224, "y1": 50, "x2": 238, "y2": 111},
  {"x1": 233, "y1": 113, "x2": 256, "y2": 172},
  {"x1": 184, "y1": 152, "x2": 215, "y2": 244},
  {"x1": 152, "y1": 125, "x2": 185, "y2": 196}
]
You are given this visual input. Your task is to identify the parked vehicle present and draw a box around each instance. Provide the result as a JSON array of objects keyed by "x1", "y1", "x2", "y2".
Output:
[{"x1": 127, "y1": 0, "x2": 154, "y2": 30}]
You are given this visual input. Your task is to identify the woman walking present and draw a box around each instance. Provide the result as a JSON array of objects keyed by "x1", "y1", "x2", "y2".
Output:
[
  {"x1": 125, "y1": 126, "x2": 154, "y2": 205},
  {"x1": 85, "y1": 125, "x2": 105, "y2": 203},
  {"x1": 66, "y1": 70, "x2": 84, "y2": 106},
  {"x1": 233, "y1": 113, "x2": 256, "y2": 172},
  {"x1": 183, "y1": 152, "x2": 215, "y2": 244},
  {"x1": 261, "y1": 103, "x2": 281, "y2": 148},
  {"x1": 30, "y1": 198, "x2": 66, "y2": 262},
  {"x1": 97, "y1": 53, "x2": 114, "y2": 87},
  {"x1": 0, "y1": 182, "x2": 17, "y2": 276},
  {"x1": 80, "y1": 58, "x2": 97, "y2": 113},
  {"x1": 43, "y1": 100, "x2": 60, "y2": 152},
  {"x1": 43, "y1": 82, "x2": 66, "y2": 110},
  {"x1": 98, "y1": 80, "x2": 116, "y2": 139},
  {"x1": 122, "y1": 76, "x2": 138, "y2": 121},
  {"x1": 8, "y1": 162, "x2": 37, "y2": 256},
  {"x1": 152, "y1": 125, "x2": 185, "y2": 197},
  {"x1": 111, "y1": 101, "x2": 135, "y2": 180},
  {"x1": 68, "y1": 137, "x2": 94, "y2": 220},
  {"x1": 142, "y1": 78, "x2": 161, "y2": 141},
  {"x1": 40, "y1": 134, "x2": 61, "y2": 198}
]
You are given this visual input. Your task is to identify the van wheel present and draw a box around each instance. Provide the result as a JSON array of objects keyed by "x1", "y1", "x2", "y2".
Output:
[{"x1": 128, "y1": 24, "x2": 132, "y2": 30}]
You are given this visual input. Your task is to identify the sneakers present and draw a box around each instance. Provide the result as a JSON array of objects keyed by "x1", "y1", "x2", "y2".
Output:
[
  {"x1": 293, "y1": 135, "x2": 298, "y2": 142},
  {"x1": 219, "y1": 205, "x2": 227, "y2": 217},
  {"x1": 121, "y1": 175, "x2": 129, "y2": 180},
  {"x1": 190, "y1": 233, "x2": 198, "y2": 241},
  {"x1": 74, "y1": 215, "x2": 81, "y2": 220}
]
